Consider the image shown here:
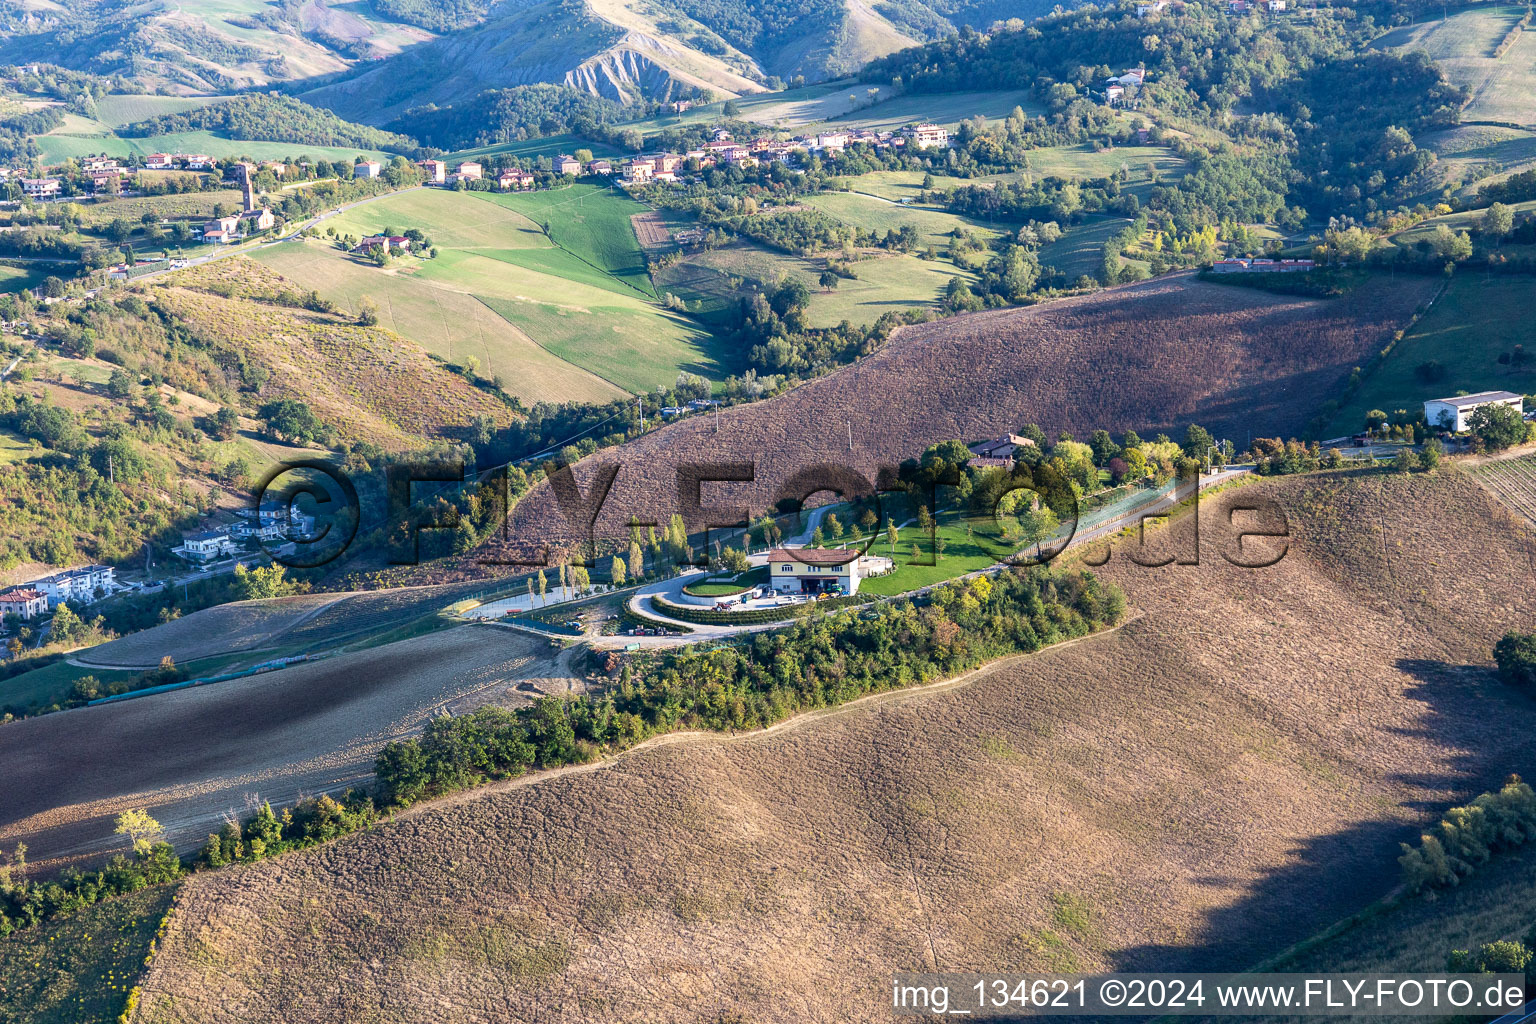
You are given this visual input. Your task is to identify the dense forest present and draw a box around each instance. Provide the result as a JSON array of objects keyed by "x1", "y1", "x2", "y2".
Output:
[
  {"x1": 119, "y1": 95, "x2": 419, "y2": 153},
  {"x1": 370, "y1": 0, "x2": 492, "y2": 31},
  {"x1": 386, "y1": 85, "x2": 628, "y2": 150}
]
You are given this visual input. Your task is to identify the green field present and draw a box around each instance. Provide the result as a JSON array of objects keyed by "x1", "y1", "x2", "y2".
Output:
[
  {"x1": 1378, "y1": 6, "x2": 1536, "y2": 125},
  {"x1": 1423, "y1": 124, "x2": 1536, "y2": 194},
  {"x1": 856, "y1": 513, "x2": 1008, "y2": 596},
  {"x1": 1390, "y1": 197, "x2": 1536, "y2": 244},
  {"x1": 471, "y1": 185, "x2": 658, "y2": 298},
  {"x1": 257, "y1": 186, "x2": 729, "y2": 397},
  {"x1": 1038, "y1": 216, "x2": 1136, "y2": 279},
  {"x1": 446, "y1": 132, "x2": 625, "y2": 163},
  {"x1": 0, "y1": 264, "x2": 49, "y2": 295},
  {"x1": 0, "y1": 428, "x2": 34, "y2": 465},
  {"x1": 93, "y1": 93, "x2": 225, "y2": 128},
  {"x1": 0, "y1": 884, "x2": 176, "y2": 1024},
  {"x1": 0, "y1": 659, "x2": 139, "y2": 714},
  {"x1": 803, "y1": 254, "x2": 970, "y2": 328},
  {"x1": 1327, "y1": 275, "x2": 1536, "y2": 436},
  {"x1": 33, "y1": 128, "x2": 397, "y2": 166},
  {"x1": 801, "y1": 191, "x2": 1002, "y2": 248}
]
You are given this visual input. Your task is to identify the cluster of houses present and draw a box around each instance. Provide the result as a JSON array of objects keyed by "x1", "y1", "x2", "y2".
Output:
[
  {"x1": 0, "y1": 565, "x2": 118, "y2": 622},
  {"x1": 16, "y1": 155, "x2": 134, "y2": 199},
  {"x1": 1137, "y1": 0, "x2": 1287, "y2": 14},
  {"x1": 201, "y1": 163, "x2": 275, "y2": 244},
  {"x1": 1210, "y1": 257, "x2": 1317, "y2": 273},
  {"x1": 353, "y1": 233, "x2": 412, "y2": 255},
  {"x1": 1103, "y1": 67, "x2": 1149, "y2": 106},
  {"x1": 619, "y1": 124, "x2": 950, "y2": 187},
  {"x1": 172, "y1": 503, "x2": 316, "y2": 563}
]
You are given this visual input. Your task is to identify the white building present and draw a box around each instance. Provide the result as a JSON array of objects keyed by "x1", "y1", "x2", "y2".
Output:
[
  {"x1": 1424, "y1": 391, "x2": 1525, "y2": 433},
  {"x1": 0, "y1": 589, "x2": 47, "y2": 620},
  {"x1": 33, "y1": 565, "x2": 116, "y2": 608},
  {"x1": 145, "y1": 153, "x2": 175, "y2": 170},
  {"x1": 908, "y1": 124, "x2": 949, "y2": 149},
  {"x1": 173, "y1": 529, "x2": 237, "y2": 562},
  {"x1": 21, "y1": 177, "x2": 61, "y2": 199},
  {"x1": 766, "y1": 547, "x2": 891, "y2": 596},
  {"x1": 354, "y1": 161, "x2": 383, "y2": 179}
]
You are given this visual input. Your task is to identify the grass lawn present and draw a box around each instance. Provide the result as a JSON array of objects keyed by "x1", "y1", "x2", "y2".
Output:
[
  {"x1": 471, "y1": 185, "x2": 657, "y2": 298},
  {"x1": 683, "y1": 566, "x2": 770, "y2": 596},
  {"x1": 33, "y1": 128, "x2": 398, "y2": 166},
  {"x1": 1377, "y1": 6, "x2": 1536, "y2": 126},
  {"x1": 801, "y1": 191, "x2": 1001, "y2": 248},
  {"x1": 0, "y1": 884, "x2": 176, "y2": 1024},
  {"x1": 802, "y1": 254, "x2": 970, "y2": 328},
  {"x1": 0, "y1": 264, "x2": 49, "y2": 294},
  {"x1": 856, "y1": 513, "x2": 1009, "y2": 597},
  {"x1": 1327, "y1": 275, "x2": 1536, "y2": 437}
]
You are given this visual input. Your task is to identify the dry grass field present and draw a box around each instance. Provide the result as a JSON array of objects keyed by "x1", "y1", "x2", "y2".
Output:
[
  {"x1": 152, "y1": 259, "x2": 517, "y2": 450},
  {"x1": 125, "y1": 470, "x2": 1536, "y2": 1023},
  {"x1": 1377, "y1": 6, "x2": 1536, "y2": 125},
  {"x1": 477, "y1": 271, "x2": 1438, "y2": 559},
  {"x1": 0, "y1": 626, "x2": 577, "y2": 873}
]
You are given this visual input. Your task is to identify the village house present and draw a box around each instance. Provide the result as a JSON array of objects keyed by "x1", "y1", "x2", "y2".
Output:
[
  {"x1": 182, "y1": 154, "x2": 215, "y2": 170},
  {"x1": 1136, "y1": 0, "x2": 1168, "y2": 14},
  {"x1": 814, "y1": 132, "x2": 849, "y2": 152},
  {"x1": 353, "y1": 161, "x2": 383, "y2": 179},
  {"x1": 671, "y1": 99, "x2": 692, "y2": 113},
  {"x1": 1267, "y1": 0, "x2": 1286, "y2": 9},
  {"x1": 262, "y1": 161, "x2": 287, "y2": 175},
  {"x1": 0, "y1": 589, "x2": 47, "y2": 621},
  {"x1": 625, "y1": 160, "x2": 655, "y2": 183},
  {"x1": 91, "y1": 173, "x2": 122, "y2": 195},
  {"x1": 456, "y1": 161, "x2": 483, "y2": 180},
  {"x1": 174, "y1": 528, "x2": 237, "y2": 563},
  {"x1": 145, "y1": 153, "x2": 175, "y2": 170},
  {"x1": 81, "y1": 157, "x2": 122, "y2": 173},
  {"x1": 418, "y1": 159, "x2": 447, "y2": 183},
  {"x1": 556, "y1": 154, "x2": 583, "y2": 175},
  {"x1": 907, "y1": 123, "x2": 949, "y2": 149},
  {"x1": 354, "y1": 234, "x2": 411, "y2": 254},
  {"x1": 589, "y1": 159, "x2": 612, "y2": 175},
  {"x1": 1106, "y1": 83, "x2": 1126, "y2": 104},
  {"x1": 21, "y1": 177, "x2": 61, "y2": 199},
  {"x1": 968, "y1": 433, "x2": 1036, "y2": 466},
  {"x1": 203, "y1": 214, "x2": 241, "y2": 243},
  {"x1": 498, "y1": 168, "x2": 534, "y2": 190},
  {"x1": 1424, "y1": 391, "x2": 1525, "y2": 433}
]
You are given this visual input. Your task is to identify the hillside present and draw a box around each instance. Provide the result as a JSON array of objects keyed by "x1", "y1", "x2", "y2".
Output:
[
  {"x1": 478, "y1": 272, "x2": 1439, "y2": 559},
  {"x1": 124, "y1": 469, "x2": 1536, "y2": 1022}
]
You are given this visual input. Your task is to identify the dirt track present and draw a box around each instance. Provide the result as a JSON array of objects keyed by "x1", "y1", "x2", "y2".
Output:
[{"x1": 0, "y1": 625, "x2": 578, "y2": 869}]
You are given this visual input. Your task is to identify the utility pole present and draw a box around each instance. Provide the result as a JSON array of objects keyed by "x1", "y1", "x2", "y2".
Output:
[
  {"x1": 715, "y1": 405, "x2": 720, "y2": 431},
  {"x1": 847, "y1": 420, "x2": 853, "y2": 451}
]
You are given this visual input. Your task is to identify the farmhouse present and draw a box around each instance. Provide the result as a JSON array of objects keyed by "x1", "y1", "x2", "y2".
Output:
[
  {"x1": 1136, "y1": 1, "x2": 1168, "y2": 16},
  {"x1": 766, "y1": 547, "x2": 883, "y2": 596},
  {"x1": 556, "y1": 155, "x2": 583, "y2": 175},
  {"x1": 174, "y1": 529, "x2": 237, "y2": 562},
  {"x1": 498, "y1": 169, "x2": 534, "y2": 190},
  {"x1": 203, "y1": 214, "x2": 240, "y2": 242},
  {"x1": 91, "y1": 173, "x2": 122, "y2": 195},
  {"x1": 182, "y1": 155, "x2": 215, "y2": 170},
  {"x1": 1424, "y1": 391, "x2": 1525, "y2": 433},
  {"x1": 354, "y1": 234, "x2": 411, "y2": 254},
  {"x1": 21, "y1": 177, "x2": 61, "y2": 199},
  {"x1": 589, "y1": 159, "x2": 612, "y2": 174},
  {"x1": 968, "y1": 433, "x2": 1036, "y2": 464},
  {"x1": 456, "y1": 161, "x2": 483, "y2": 180},
  {"x1": 353, "y1": 161, "x2": 383, "y2": 179},
  {"x1": 0, "y1": 589, "x2": 47, "y2": 620},
  {"x1": 418, "y1": 159, "x2": 447, "y2": 183},
  {"x1": 145, "y1": 153, "x2": 175, "y2": 170},
  {"x1": 82, "y1": 157, "x2": 122, "y2": 173}
]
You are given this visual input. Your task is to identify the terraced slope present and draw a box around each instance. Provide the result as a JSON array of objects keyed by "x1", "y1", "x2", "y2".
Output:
[{"x1": 128, "y1": 471, "x2": 1536, "y2": 1023}]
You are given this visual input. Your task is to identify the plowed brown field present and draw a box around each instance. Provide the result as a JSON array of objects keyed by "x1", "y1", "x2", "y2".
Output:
[
  {"x1": 474, "y1": 272, "x2": 1438, "y2": 561},
  {"x1": 129, "y1": 469, "x2": 1536, "y2": 1024},
  {"x1": 0, "y1": 626, "x2": 579, "y2": 871}
]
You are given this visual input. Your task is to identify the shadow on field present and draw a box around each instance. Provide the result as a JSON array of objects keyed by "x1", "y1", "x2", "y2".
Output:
[{"x1": 1109, "y1": 656, "x2": 1530, "y2": 973}]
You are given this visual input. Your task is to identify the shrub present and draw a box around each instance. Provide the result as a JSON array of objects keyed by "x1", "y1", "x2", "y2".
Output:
[
  {"x1": 1494, "y1": 631, "x2": 1536, "y2": 690},
  {"x1": 1399, "y1": 775, "x2": 1536, "y2": 892}
]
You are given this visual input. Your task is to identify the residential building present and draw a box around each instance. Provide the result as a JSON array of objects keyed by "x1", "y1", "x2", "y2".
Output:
[
  {"x1": 626, "y1": 160, "x2": 654, "y2": 183},
  {"x1": 498, "y1": 169, "x2": 534, "y2": 190},
  {"x1": 556, "y1": 154, "x2": 583, "y2": 175},
  {"x1": 354, "y1": 234, "x2": 411, "y2": 254},
  {"x1": 173, "y1": 529, "x2": 237, "y2": 562},
  {"x1": 419, "y1": 159, "x2": 447, "y2": 183},
  {"x1": 203, "y1": 214, "x2": 240, "y2": 242},
  {"x1": 457, "y1": 161, "x2": 483, "y2": 180},
  {"x1": 262, "y1": 161, "x2": 287, "y2": 175},
  {"x1": 908, "y1": 123, "x2": 949, "y2": 149},
  {"x1": 145, "y1": 153, "x2": 175, "y2": 170},
  {"x1": 0, "y1": 589, "x2": 47, "y2": 621},
  {"x1": 353, "y1": 161, "x2": 383, "y2": 179},
  {"x1": 589, "y1": 159, "x2": 612, "y2": 175},
  {"x1": 182, "y1": 154, "x2": 215, "y2": 170},
  {"x1": 1106, "y1": 83, "x2": 1126, "y2": 104},
  {"x1": 1136, "y1": 0, "x2": 1168, "y2": 14},
  {"x1": 82, "y1": 157, "x2": 122, "y2": 173},
  {"x1": 766, "y1": 548, "x2": 892, "y2": 596},
  {"x1": 21, "y1": 177, "x2": 61, "y2": 199},
  {"x1": 1424, "y1": 391, "x2": 1525, "y2": 433},
  {"x1": 968, "y1": 434, "x2": 1036, "y2": 464},
  {"x1": 34, "y1": 565, "x2": 116, "y2": 608},
  {"x1": 91, "y1": 173, "x2": 122, "y2": 195},
  {"x1": 1268, "y1": 0, "x2": 1286, "y2": 9}
]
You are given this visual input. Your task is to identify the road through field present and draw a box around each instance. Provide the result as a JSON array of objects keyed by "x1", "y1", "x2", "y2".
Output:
[{"x1": 0, "y1": 624, "x2": 578, "y2": 869}]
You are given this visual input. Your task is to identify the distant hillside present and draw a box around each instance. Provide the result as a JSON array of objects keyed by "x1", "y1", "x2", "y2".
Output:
[
  {"x1": 385, "y1": 84, "x2": 626, "y2": 150},
  {"x1": 119, "y1": 94, "x2": 420, "y2": 153}
]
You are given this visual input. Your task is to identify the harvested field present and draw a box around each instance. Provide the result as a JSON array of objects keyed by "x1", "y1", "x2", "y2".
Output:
[
  {"x1": 130, "y1": 470, "x2": 1536, "y2": 1023},
  {"x1": 475, "y1": 271, "x2": 1439, "y2": 559},
  {"x1": 0, "y1": 626, "x2": 578, "y2": 871},
  {"x1": 631, "y1": 211, "x2": 672, "y2": 250},
  {"x1": 72, "y1": 593, "x2": 343, "y2": 670},
  {"x1": 1469, "y1": 450, "x2": 1536, "y2": 526}
]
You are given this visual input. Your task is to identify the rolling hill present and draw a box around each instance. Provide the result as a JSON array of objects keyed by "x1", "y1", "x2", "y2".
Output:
[
  {"x1": 476, "y1": 271, "x2": 1440, "y2": 561},
  {"x1": 123, "y1": 469, "x2": 1536, "y2": 1022}
]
